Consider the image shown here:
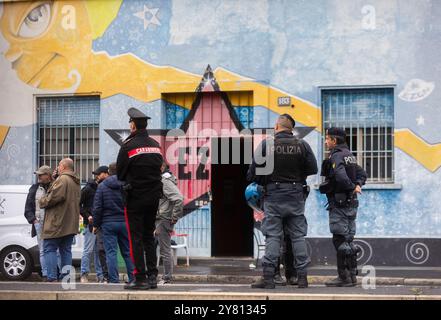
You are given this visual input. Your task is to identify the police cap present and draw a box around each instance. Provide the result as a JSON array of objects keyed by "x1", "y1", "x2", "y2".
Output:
[
  {"x1": 326, "y1": 127, "x2": 346, "y2": 138},
  {"x1": 128, "y1": 107, "x2": 151, "y2": 122}
]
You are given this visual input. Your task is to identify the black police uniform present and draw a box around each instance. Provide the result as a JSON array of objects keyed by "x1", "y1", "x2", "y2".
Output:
[
  {"x1": 116, "y1": 108, "x2": 163, "y2": 288},
  {"x1": 320, "y1": 128, "x2": 367, "y2": 286},
  {"x1": 248, "y1": 129, "x2": 318, "y2": 288}
]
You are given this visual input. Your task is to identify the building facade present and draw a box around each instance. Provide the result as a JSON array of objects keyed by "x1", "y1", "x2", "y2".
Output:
[{"x1": 1, "y1": 0, "x2": 440, "y2": 266}]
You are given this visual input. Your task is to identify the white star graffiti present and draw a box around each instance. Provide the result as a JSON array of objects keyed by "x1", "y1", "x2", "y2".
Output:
[
  {"x1": 118, "y1": 131, "x2": 130, "y2": 143},
  {"x1": 133, "y1": 5, "x2": 161, "y2": 30},
  {"x1": 416, "y1": 115, "x2": 425, "y2": 126}
]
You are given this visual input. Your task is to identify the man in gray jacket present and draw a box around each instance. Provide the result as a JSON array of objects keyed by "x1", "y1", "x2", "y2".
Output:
[{"x1": 155, "y1": 162, "x2": 184, "y2": 284}]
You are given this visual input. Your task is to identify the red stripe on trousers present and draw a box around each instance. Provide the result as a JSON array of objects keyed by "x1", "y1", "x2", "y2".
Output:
[{"x1": 124, "y1": 206, "x2": 138, "y2": 276}]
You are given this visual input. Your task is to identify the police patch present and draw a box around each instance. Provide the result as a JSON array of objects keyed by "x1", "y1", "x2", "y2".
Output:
[{"x1": 128, "y1": 147, "x2": 162, "y2": 158}]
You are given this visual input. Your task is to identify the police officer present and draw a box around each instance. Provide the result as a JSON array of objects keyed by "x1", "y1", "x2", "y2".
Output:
[
  {"x1": 319, "y1": 127, "x2": 367, "y2": 287},
  {"x1": 248, "y1": 114, "x2": 318, "y2": 289},
  {"x1": 117, "y1": 107, "x2": 163, "y2": 290}
]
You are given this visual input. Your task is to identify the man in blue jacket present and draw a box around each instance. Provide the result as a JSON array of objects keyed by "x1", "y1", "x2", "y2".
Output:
[{"x1": 93, "y1": 162, "x2": 135, "y2": 284}]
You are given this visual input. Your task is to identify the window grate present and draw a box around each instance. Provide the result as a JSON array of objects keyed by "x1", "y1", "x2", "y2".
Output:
[
  {"x1": 322, "y1": 88, "x2": 394, "y2": 183},
  {"x1": 37, "y1": 96, "x2": 100, "y2": 184}
]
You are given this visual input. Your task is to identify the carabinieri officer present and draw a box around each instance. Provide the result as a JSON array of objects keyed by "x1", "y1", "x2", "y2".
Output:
[{"x1": 117, "y1": 107, "x2": 163, "y2": 290}]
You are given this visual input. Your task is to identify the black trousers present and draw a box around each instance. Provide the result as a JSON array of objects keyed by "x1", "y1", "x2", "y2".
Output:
[{"x1": 124, "y1": 197, "x2": 159, "y2": 281}]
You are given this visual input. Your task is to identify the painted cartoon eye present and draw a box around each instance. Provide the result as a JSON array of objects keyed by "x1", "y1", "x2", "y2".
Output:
[{"x1": 18, "y1": 3, "x2": 51, "y2": 38}]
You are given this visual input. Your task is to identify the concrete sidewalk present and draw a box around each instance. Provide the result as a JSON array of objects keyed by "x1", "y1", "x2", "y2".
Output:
[{"x1": 5, "y1": 257, "x2": 440, "y2": 286}]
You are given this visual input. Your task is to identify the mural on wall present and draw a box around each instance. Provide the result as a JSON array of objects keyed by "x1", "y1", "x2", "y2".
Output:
[
  {"x1": 0, "y1": 125, "x2": 9, "y2": 149},
  {"x1": 1, "y1": 0, "x2": 440, "y2": 172},
  {"x1": 105, "y1": 65, "x2": 315, "y2": 213}
]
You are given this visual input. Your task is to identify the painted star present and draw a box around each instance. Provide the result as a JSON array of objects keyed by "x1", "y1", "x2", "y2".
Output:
[
  {"x1": 416, "y1": 115, "x2": 425, "y2": 126},
  {"x1": 133, "y1": 5, "x2": 161, "y2": 30},
  {"x1": 118, "y1": 131, "x2": 130, "y2": 142}
]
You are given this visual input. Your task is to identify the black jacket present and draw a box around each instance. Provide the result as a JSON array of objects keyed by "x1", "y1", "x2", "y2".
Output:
[
  {"x1": 247, "y1": 131, "x2": 318, "y2": 185},
  {"x1": 93, "y1": 175, "x2": 125, "y2": 227},
  {"x1": 24, "y1": 183, "x2": 50, "y2": 237},
  {"x1": 325, "y1": 144, "x2": 367, "y2": 193},
  {"x1": 116, "y1": 129, "x2": 163, "y2": 200},
  {"x1": 79, "y1": 180, "x2": 98, "y2": 226}
]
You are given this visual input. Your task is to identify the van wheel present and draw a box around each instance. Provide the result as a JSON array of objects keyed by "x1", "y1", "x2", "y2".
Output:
[{"x1": 0, "y1": 246, "x2": 33, "y2": 281}]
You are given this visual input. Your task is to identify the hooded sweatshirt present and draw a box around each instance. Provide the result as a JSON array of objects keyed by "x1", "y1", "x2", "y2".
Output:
[{"x1": 157, "y1": 171, "x2": 184, "y2": 221}]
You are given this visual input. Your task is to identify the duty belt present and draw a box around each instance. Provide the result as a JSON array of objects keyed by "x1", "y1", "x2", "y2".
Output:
[{"x1": 266, "y1": 181, "x2": 302, "y2": 191}]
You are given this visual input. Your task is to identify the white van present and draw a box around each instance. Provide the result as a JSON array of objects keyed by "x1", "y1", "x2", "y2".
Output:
[{"x1": 0, "y1": 185, "x2": 83, "y2": 281}]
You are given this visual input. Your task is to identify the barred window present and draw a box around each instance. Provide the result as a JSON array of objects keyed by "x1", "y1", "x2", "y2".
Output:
[
  {"x1": 322, "y1": 88, "x2": 394, "y2": 183},
  {"x1": 37, "y1": 96, "x2": 100, "y2": 184}
]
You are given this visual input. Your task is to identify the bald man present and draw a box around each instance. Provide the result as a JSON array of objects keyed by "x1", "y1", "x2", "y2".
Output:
[
  {"x1": 248, "y1": 114, "x2": 318, "y2": 289},
  {"x1": 39, "y1": 158, "x2": 81, "y2": 282}
]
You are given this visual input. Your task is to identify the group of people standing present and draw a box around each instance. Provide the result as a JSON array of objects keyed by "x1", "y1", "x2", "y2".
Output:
[
  {"x1": 24, "y1": 107, "x2": 184, "y2": 289},
  {"x1": 25, "y1": 107, "x2": 366, "y2": 291}
]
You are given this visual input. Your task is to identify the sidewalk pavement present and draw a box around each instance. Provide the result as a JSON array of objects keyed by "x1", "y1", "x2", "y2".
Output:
[{"x1": 6, "y1": 257, "x2": 441, "y2": 286}]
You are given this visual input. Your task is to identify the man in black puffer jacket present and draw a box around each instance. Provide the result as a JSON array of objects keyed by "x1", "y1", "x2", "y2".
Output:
[
  {"x1": 79, "y1": 166, "x2": 109, "y2": 283},
  {"x1": 93, "y1": 163, "x2": 135, "y2": 284}
]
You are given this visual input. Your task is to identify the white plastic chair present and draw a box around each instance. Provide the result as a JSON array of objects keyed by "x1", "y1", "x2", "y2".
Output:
[
  {"x1": 156, "y1": 231, "x2": 190, "y2": 267},
  {"x1": 171, "y1": 231, "x2": 190, "y2": 267}
]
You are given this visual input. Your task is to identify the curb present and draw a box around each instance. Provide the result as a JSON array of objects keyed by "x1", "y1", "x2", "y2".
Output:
[
  {"x1": 13, "y1": 273, "x2": 441, "y2": 287},
  {"x1": 1, "y1": 290, "x2": 440, "y2": 300}
]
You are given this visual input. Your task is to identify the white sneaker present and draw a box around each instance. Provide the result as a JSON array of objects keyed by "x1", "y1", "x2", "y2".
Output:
[
  {"x1": 158, "y1": 278, "x2": 172, "y2": 285},
  {"x1": 97, "y1": 278, "x2": 108, "y2": 284},
  {"x1": 80, "y1": 275, "x2": 89, "y2": 283}
]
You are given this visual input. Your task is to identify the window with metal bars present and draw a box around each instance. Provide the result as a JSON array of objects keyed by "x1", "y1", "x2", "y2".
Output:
[
  {"x1": 321, "y1": 88, "x2": 394, "y2": 183},
  {"x1": 37, "y1": 96, "x2": 100, "y2": 184}
]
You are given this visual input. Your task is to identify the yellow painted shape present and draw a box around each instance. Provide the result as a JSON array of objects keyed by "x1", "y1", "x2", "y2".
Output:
[
  {"x1": 213, "y1": 68, "x2": 322, "y2": 131},
  {"x1": 84, "y1": 0, "x2": 123, "y2": 39},
  {"x1": 395, "y1": 129, "x2": 441, "y2": 172},
  {"x1": 163, "y1": 92, "x2": 196, "y2": 110},
  {"x1": 0, "y1": 125, "x2": 10, "y2": 149},
  {"x1": 226, "y1": 91, "x2": 253, "y2": 106},
  {"x1": 77, "y1": 52, "x2": 201, "y2": 102}
]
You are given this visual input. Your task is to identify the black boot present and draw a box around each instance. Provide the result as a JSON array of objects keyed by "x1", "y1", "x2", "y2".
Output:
[
  {"x1": 297, "y1": 271, "x2": 308, "y2": 288},
  {"x1": 251, "y1": 265, "x2": 275, "y2": 289},
  {"x1": 325, "y1": 270, "x2": 354, "y2": 287},
  {"x1": 148, "y1": 274, "x2": 158, "y2": 289},
  {"x1": 326, "y1": 250, "x2": 354, "y2": 287},
  {"x1": 285, "y1": 268, "x2": 298, "y2": 286},
  {"x1": 274, "y1": 263, "x2": 286, "y2": 286},
  {"x1": 287, "y1": 276, "x2": 298, "y2": 285},
  {"x1": 347, "y1": 243, "x2": 360, "y2": 286},
  {"x1": 124, "y1": 278, "x2": 149, "y2": 290},
  {"x1": 325, "y1": 258, "x2": 354, "y2": 287}
]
